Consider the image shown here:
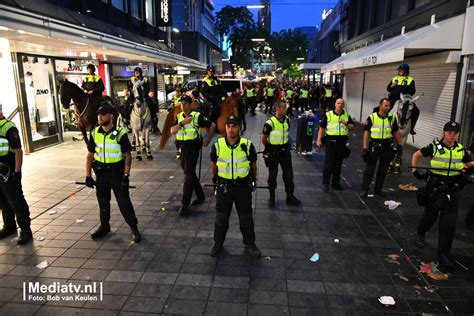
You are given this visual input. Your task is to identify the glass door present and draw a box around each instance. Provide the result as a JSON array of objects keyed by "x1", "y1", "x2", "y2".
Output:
[{"x1": 461, "y1": 74, "x2": 474, "y2": 145}]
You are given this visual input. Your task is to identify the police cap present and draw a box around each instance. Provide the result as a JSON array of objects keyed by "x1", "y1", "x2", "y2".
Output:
[
  {"x1": 179, "y1": 95, "x2": 193, "y2": 104},
  {"x1": 225, "y1": 115, "x2": 240, "y2": 126},
  {"x1": 97, "y1": 102, "x2": 115, "y2": 115},
  {"x1": 443, "y1": 121, "x2": 460, "y2": 132}
]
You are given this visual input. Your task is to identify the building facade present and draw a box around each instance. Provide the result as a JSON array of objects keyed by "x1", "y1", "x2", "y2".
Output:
[{"x1": 258, "y1": 0, "x2": 271, "y2": 35}]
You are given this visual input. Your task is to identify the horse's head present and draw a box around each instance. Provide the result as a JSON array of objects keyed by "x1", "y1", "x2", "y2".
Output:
[
  {"x1": 58, "y1": 77, "x2": 73, "y2": 109},
  {"x1": 397, "y1": 93, "x2": 419, "y2": 127}
]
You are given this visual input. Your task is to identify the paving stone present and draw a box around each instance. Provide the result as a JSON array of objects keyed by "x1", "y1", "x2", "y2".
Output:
[
  {"x1": 105, "y1": 270, "x2": 143, "y2": 283},
  {"x1": 287, "y1": 280, "x2": 326, "y2": 294},
  {"x1": 248, "y1": 303, "x2": 289, "y2": 316},
  {"x1": 212, "y1": 276, "x2": 250, "y2": 289},
  {"x1": 162, "y1": 298, "x2": 206, "y2": 315},
  {"x1": 209, "y1": 288, "x2": 249, "y2": 303},
  {"x1": 206, "y1": 301, "x2": 247, "y2": 316},
  {"x1": 249, "y1": 289, "x2": 288, "y2": 305},
  {"x1": 175, "y1": 273, "x2": 213, "y2": 287},
  {"x1": 169, "y1": 285, "x2": 210, "y2": 300},
  {"x1": 122, "y1": 296, "x2": 166, "y2": 313},
  {"x1": 139, "y1": 272, "x2": 178, "y2": 285}
]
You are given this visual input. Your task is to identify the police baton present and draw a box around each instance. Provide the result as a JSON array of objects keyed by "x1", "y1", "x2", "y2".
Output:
[
  {"x1": 75, "y1": 181, "x2": 136, "y2": 189},
  {"x1": 203, "y1": 184, "x2": 270, "y2": 190},
  {"x1": 408, "y1": 166, "x2": 469, "y2": 172}
]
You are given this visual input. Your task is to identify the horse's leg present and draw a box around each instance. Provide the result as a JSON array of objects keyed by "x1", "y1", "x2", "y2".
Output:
[
  {"x1": 81, "y1": 127, "x2": 89, "y2": 145},
  {"x1": 134, "y1": 129, "x2": 142, "y2": 161},
  {"x1": 145, "y1": 128, "x2": 153, "y2": 160}
]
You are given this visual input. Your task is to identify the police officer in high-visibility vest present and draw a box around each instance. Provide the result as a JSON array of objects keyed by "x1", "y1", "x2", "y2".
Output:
[
  {"x1": 298, "y1": 86, "x2": 309, "y2": 112},
  {"x1": 0, "y1": 104, "x2": 32, "y2": 245},
  {"x1": 85, "y1": 101, "x2": 141, "y2": 242},
  {"x1": 127, "y1": 67, "x2": 151, "y2": 106},
  {"x1": 171, "y1": 96, "x2": 216, "y2": 216},
  {"x1": 285, "y1": 86, "x2": 295, "y2": 116},
  {"x1": 201, "y1": 65, "x2": 227, "y2": 122},
  {"x1": 82, "y1": 64, "x2": 105, "y2": 107},
  {"x1": 262, "y1": 100, "x2": 301, "y2": 207},
  {"x1": 412, "y1": 121, "x2": 474, "y2": 270},
  {"x1": 245, "y1": 85, "x2": 257, "y2": 116},
  {"x1": 209, "y1": 115, "x2": 261, "y2": 257},
  {"x1": 321, "y1": 84, "x2": 333, "y2": 111},
  {"x1": 317, "y1": 98, "x2": 355, "y2": 191},
  {"x1": 387, "y1": 63, "x2": 419, "y2": 134},
  {"x1": 264, "y1": 83, "x2": 277, "y2": 114},
  {"x1": 360, "y1": 98, "x2": 402, "y2": 198}
]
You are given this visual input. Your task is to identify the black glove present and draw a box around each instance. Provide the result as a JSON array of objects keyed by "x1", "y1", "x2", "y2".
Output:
[
  {"x1": 212, "y1": 174, "x2": 218, "y2": 185},
  {"x1": 362, "y1": 149, "x2": 369, "y2": 163},
  {"x1": 85, "y1": 176, "x2": 95, "y2": 188},
  {"x1": 249, "y1": 177, "x2": 257, "y2": 192},
  {"x1": 464, "y1": 166, "x2": 474, "y2": 175},
  {"x1": 121, "y1": 174, "x2": 130, "y2": 188},
  {"x1": 412, "y1": 170, "x2": 427, "y2": 180},
  {"x1": 11, "y1": 171, "x2": 21, "y2": 185},
  {"x1": 396, "y1": 145, "x2": 403, "y2": 155}
]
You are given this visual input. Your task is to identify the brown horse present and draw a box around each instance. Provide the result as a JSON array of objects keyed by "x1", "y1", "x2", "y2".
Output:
[
  {"x1": 159, "y1": 93, "x2": 240, "y2": 149},
  {"x1": 58, "y1": 79, "x2": 119, "y2": 144}
]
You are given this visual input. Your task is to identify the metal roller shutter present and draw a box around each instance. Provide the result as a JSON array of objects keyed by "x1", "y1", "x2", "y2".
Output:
[
  {"x1": 362, "y1": 65, "x2": 394, "y2": 124},
  {"x1": 343, "y1": 72, "x2": 365, "y2": 122}
]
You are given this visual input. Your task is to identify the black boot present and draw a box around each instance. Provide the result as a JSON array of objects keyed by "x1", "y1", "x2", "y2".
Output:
[
  {"x1": 438, "y1": 253, "x2": 455, "y2": 271},
  {"x1": 178, "y1": 205, "x2": 190, "y2": 217},
  {"x1": 131, "y1": 227, "x2": 141, "y2": 243},
  {"x1": 374, "y1": 189, "x2": 386, "y2": 198},
  {"x1": 331, "y1": 183, "x2": 343, "y2": 191},
  {"x1": 244, "y1": 244, "x2": 262, "y2": 258},
  {"x1": 91, "y1": 225, "x2": 111, "y2": 240},
  {"x1": 268, "y1": 190, "x2": 275, "y2": 207},
  {"x1": 0, "y1": 226, "x2": 17, "y2": 239},
  {"x1": 191, "y1": 195, "x2": 205, "y2": 206},
  {"x1": 286, "y1": 195, "x2": 301, "y2": 206},
  {"x1": 17, "y1": 229, "x2": 32, "y2": 245},
  {"x1": 209, "y1": 243, "x2": 223, "y2": 257}
]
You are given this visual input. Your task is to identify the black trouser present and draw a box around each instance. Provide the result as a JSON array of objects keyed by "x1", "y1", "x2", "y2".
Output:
[
  {"x1": 247, "y1": 97, "x2": 257, "y2": 115},
  {"x1": 264, "y1": 96, "x2": 274, "y2": 114},
  {"x1": 214, "y1": 185, "x2": 255, "y2": 246},
  {"x1": 0, "y1": 173, "x2": 30, "y2": 230},
  {"x1": 299, "y1": 98, "x2": 309, "y2": 111},
  {"x1": 267, "y1": 147, "x2": 295, "y2": 195},
  {"x1": 418, "y1": 179, "x2": 460, "y2": 256},
  {"x1": 95, "y1": 168, "x2": 138, "y2": 229},
  {"x1": 209, "y1": 99, "x2": 221, "y2": 123},
  {"x1": 180, "y1": 141, "x2": 204, "y2": 207},
  {"x1": 361, "y1": 143, "x2": 395, "y2": 192},
  {"x1": 323, "y1": 138, "x2": 347, "y2": 185}
]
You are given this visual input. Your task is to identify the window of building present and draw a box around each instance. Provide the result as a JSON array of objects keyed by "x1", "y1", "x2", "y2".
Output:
[
  {"x1": 374, "y1": 0, "x2": 387, "y2": 27},
  {"x1": 415, "y1": 0, "x2": 432, "y2": 8},
  {"x1": 390, "y1": 0, "x2": 409, "y2": 20},
  {"x1": 111, "y1": 0, "x2": 127, "y2": 12},
  {"x1": 145, "y1": 0, "x2": 155, "y2": 25},
  {"x1": 131, "y1": 0, "x2": 143, "y2": 20}
]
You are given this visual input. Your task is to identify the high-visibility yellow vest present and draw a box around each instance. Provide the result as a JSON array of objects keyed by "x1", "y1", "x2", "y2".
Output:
[
  {"x1": 266, "y1": 87, "x2": 275, "y2": 97},
  {"x1": 325, "y1": 111, "x2": 349, "y2": 136},
  {"x1": 370, "y1": 113, "x2": 394, "y2": 140},
  {"x1": 176, "y1": 111, "x2": 201, "y2": 141},
  {"x1": 430, "y1": 140, "x2": 465, "y2": 176},
  {"x1": 203, "y1": 76, "x2": 218, "y2": 87},
  {"x1": 131, "y1": 76, "x2": 149, "y2": 84},
  {"x1": 93, "y1": 127, "x2": 127, "y2": 164},
  {"x1": 324, "y1": 88, "x2": 333, "y2": 98},
  {"x1": 215, "y1": 137, "x2": 251, "y2": 180},
  {"x1": 83, "y1": 74, "x2": 101, "y2": 83},
  {"x1": 391, "y1": 75, "x2": 414, "y2": 86},
  {"x1": 266, "y1": 116, "x2": 289, "y2": 145},
  {"x1": 246, "y1": 89, "x2": 255, "y2": 97},
  {"x1": 172, "y1": 96, "x2": 181, "y2": 106},
  {"x1": 0, "y1": 119, "x2": 15, "y2": 157},
  {"x1": 299, "y1": 89, "x2": 309, "y2": 98}
]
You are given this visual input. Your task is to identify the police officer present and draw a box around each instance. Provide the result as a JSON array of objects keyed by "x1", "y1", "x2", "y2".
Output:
[
  {"x1": 201, "y1": 65, "x2": 227, "y2": 122},
  {"x1": 210, "y1": 115, "x2": 261, "y2": 257},
  {"x1": 387, "y1": 63, "x2": 419, "y2": 134},
  {"x1": 262, "y1": 100, "x2": 301, "y2": 207},
  {"x1": 412, "y1": 121, "x2": 474, "y2": 269},
  {"x1": 148, "y1": 91, "x2": 160, "y2": 135},
  {"x1": 127, "y1": 67, "x2": 151, "y2": 105},
  {"x1": 82, "y1": 64, "x2": 104, "y2": 107},
  {"x1": 245, "y1": 84, "x2": 257, "y2": 116},
  {"x1": 171, "y1": 96, "x2": 216, "y2": 216},
  {"x1": 0, "y1": 104, "x2": 32, "y2": 245},
  {"x1": 321, "y1": 84, "x2": 333, "y2": 111},
  {"x1": 285, "y1": 85, "x2": 295, "y2": 116},
  {"x1": 317, "y1": 98, "x2": 355, "y2": 191},
  {"x1": 85, "y1": 101, "x2": 141, "y2": 242},
  {"x1": 360, "y1": 98, "x2": 402, "y2": 198},
  {"x1": 298, "y1": 86, "x2": 309, "y2": 112},
  {"x1": 264, "y1": 83, "x2": 276, "y2": 114}
]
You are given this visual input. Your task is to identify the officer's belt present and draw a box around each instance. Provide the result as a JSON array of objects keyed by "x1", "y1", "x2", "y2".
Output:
[{"x1": 217, "y1": 176, "x2": 250, "y2": 187}]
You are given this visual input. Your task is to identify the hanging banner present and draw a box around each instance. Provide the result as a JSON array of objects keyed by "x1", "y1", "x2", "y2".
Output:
[{"x1": 157, "y1": 0, "x2": 172, "y2": 27}]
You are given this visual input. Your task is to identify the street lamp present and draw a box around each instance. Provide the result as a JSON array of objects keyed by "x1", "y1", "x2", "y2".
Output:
[
  {"x1": 251, "y1": 38, "x2": 265, "y2": 42},
  {"x1": 296, "y1": 57, "x2": 305, "y2": 61},
  {"x1": 246, "y1": 5, "x2": 265, "y2": 9},
  {"x1": 172, "y1": 28, "x2": 180, "y2": 33}
]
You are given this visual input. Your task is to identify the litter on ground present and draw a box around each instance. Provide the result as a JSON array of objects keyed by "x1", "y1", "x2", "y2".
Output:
[
  {"x1": 48, "y1": 210, "x2": 57, "y2": 215},
  {"x1": 378, "y1": 296, "x2": 396, "y2": 306},
  {"x1": 399, "y1": 184, "x2": 419, "y2": 191},
  {"x1": 310, "y1": 253, "x2": 320, "y2": 262},
  {"x1": 36, "y1": 260, "x2": 48, "y2": 269},
  {"x1": 384, "y1": 200, "x2": 402, "y2": 210},
  {"x1": 34, "y1": 236, "x2": 45, "y2": 241},
  {"x1": 76, "y1": 219, "x2": 85, "y2": 223}
]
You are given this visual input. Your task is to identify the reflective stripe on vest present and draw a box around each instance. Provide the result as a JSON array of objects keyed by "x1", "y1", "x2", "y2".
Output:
[
  {"x1": 215, "y1": 137, "x2": 251, "y2": 180},
  {"x1": 300, "y1": 89, "x2": 309, "y2": 98},
  {"x1": 325, "y1": 88, "x2": 333, "y2": 98},
  {"x1": 266, "y1": 116, "x2": 289, "y2": 145},
  {"x1": 0, "y1": 119, "x2": 15, "y2": 157},
  {"x1": 370, "y1": 113, "x2": 394, "y2": 139},
  {"x1": 84, "y1": 75, "x2": 101, "y2": 82},
  {"x1": 430, "y1": 141, "x2": 465, "y2": 176},
  {"x1": 176, "y1": 112, "x2": 201, "y2": 141},
  {"x1": 326, "y1": 111, "x2": 349, "y2": 136},
  {"x1": 391, "y1": 75, "x2": 414, "y2": 86},
  {"x1": 246, "y1": 89, "x2": 255, "y2": 97},
  {"x1": 203, "y1": 76, "x2": 218, "y2": 87},
  {"x1": 286, "y1": 90, "x2": 294, "y2": 98},
  {"x1": 93, "y1": 127, "x2": 126, "y2": 163},
  {"x1": 267, "y1": 87, "x2": 275, "y2": 97}
]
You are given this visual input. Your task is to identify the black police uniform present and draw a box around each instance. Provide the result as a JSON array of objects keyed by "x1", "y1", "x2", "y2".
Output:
[
  {"x1": 87, "y1": 127, "x2": 139, "y2": 233},
  {"x1": 210, "y1": 136, "x2": 259, "y2": 255},
  {"x1": 319, "y1": 111, "x2": 354, "y2": 188},
  {"x1": 416, "y1": 141, "x2": 471, "y2": 264},
  {"x1": 0, "y1": 119, "x2": 31, "y2": 244},
  {"x1": 173, "y1": 112, "x2": 212, "y2": 212},
  {"x1": 82, "y1": 73, "x2": 105, "y2": 110},
  {"x1": 127, "y1": 75, "x2": 151, "y2": 104},
  {"x1": 201, "y1": 75, "x2": 227, "y2": 122},
  {"x1": 361, "y1": 113, "x2": 399, "y2": 196}
]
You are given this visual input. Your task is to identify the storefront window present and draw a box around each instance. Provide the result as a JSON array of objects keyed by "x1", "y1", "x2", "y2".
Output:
[
  {"x1": 145, "y1": 0, "x2": 155, "y2": 25},
  {"x1": 131, "y1": 0, "x2": 143, "y2": 20},
  {"x1": 112, "y1": 0, "x2": 127, "y2": 12},
  {"x1": 461, "y1": 74, "x2": 474, "y2": 145}
]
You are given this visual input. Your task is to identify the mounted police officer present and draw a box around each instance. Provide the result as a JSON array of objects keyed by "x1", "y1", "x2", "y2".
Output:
[
  {"x1": 201, "y1": 65, "x2": 227, "y2": 122},
  {"x1": 171, "y1": 96, "x2": 216, "y2": 216},
  {"x1": 210, "y1": 115, "x2": 261, "y2": 258},
  {"x1": 0, "y1": 103, "x2": 32, "y2": 245},
  {"x1": 82, "y1": 64, "x2": 104, "y2": 108},
  {"x1": 317, "y1": 98, "x2": 355, "y2": 191},
  {"x1": 412, "y1": 121, "x2": 474, "y2": 270},
  {"x1": 127, "y1": 66, "x2": 151, "y2": 106},
  {"x1": 85, "y1": 101, "x2": 141, "y2": 242},
  {"x1": 360, "y1": 98, "x2": 402, "y2": 198},
  {"x1": 262, "y1": 100, "x2": 301, "y2": 207},
  {"x1": 387, "y1": 63, "x2": 419, "y2": 134}
]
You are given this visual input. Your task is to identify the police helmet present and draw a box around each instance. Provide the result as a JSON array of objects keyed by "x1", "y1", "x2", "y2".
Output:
[
  {"x1": 86, "y1": 64, "x2": 96, "y2": 72},
  {"x1": 206, "y1": 64, "x2": 216, "y2": 73},
  {"x1": 133, "y1": 67, "x2": 143, "y2": 73},
  {"x1": 397, "y1": 63, "x2": 410, "y2": 73}
]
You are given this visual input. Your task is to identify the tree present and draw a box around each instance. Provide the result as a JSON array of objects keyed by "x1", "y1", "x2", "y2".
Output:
[
  {"x1": 215, "y1": 6, "x2": 258, "y2": 77},
  {"x1": 269, "y1": 29, "x2": 309, "y2": 69}
]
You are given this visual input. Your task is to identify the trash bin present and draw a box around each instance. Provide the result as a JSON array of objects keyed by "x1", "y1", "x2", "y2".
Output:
[{"x1": 296, "y1": 115, "x2": 319, "y2": 153}]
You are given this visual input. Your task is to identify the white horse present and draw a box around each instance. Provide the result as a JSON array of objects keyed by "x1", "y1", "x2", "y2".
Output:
[
  {"x1": 390, "y1": 93, "x2": 419, "y2": 173},
  {"x1": 130, "y1": 80, "x2": 153, "y2": 161}
]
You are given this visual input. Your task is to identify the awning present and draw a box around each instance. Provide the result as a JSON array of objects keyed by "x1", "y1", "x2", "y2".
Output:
[
  {"x1": 0, "y1": 4, "x2": 206, "y2": 71},
  {"x1": 322, "y1": 13, "x2": 465, "y2": 73},
  {"x1": 298, "y1": 63, "x2": 326, "y2": 71}
]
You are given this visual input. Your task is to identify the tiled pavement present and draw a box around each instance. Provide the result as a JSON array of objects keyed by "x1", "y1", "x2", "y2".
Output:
[{"x1": 0, "y1": 109, "x2": 474, "y2": 315}]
